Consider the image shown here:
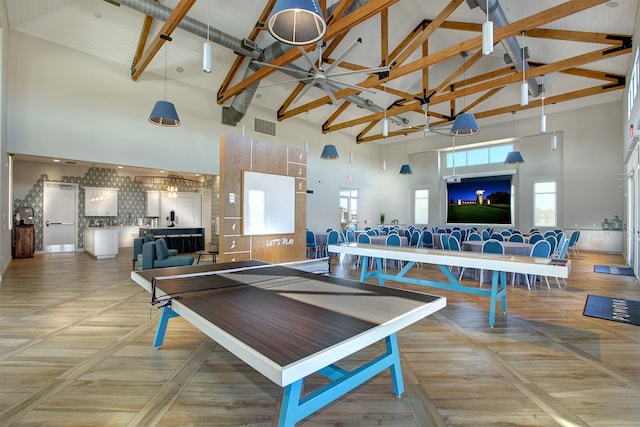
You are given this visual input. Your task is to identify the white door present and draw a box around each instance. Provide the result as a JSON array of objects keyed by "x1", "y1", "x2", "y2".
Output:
[{"x1": 44, "y1": 182, "x2": 78, "y2": 253}]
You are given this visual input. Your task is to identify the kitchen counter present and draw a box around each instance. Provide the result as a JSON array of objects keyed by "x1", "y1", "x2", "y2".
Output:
[
  {"x1": 139, "y1": 227, "x2": 205, "y2": 253},
  {"x1": 84, "y1": 227, "x2": 118, "y2": 259}
]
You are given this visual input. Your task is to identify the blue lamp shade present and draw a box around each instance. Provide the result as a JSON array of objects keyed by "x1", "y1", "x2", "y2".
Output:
[
  {"x1": 450, "y1": 113, "x2": 480, "y2": 136},
  {"x1": 504, "y1": 151, "x2": 525, "y2": 164},
  {"x1": 399, "y1": 164, "x2": 413, "y2": 175},
  {"x1": 267, "y1": 0, "x2": 326, "y2": 45},
  {"x1": 320, "y1": 144, "x2": 339, "y2": 159},
  {"x1": 149, "y1": 101, "x2": 181, "y2": 126}
]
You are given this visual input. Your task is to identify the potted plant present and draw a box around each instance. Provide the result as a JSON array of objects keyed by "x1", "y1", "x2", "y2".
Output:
[{"x1": 380, "y1": 213, "x2": 385, "y2": 224}]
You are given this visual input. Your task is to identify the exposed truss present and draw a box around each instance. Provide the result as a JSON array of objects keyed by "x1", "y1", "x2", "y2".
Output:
[{"x1": 214, "y1": 0, "x2": 629, "y2": 144}]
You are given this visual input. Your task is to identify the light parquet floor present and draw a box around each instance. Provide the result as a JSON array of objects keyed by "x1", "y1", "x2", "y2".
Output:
[{"x1": 0, "y1": 250, "x2": 639, "y2": 426}]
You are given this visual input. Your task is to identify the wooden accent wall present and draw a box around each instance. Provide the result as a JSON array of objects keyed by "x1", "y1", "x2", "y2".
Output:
[{"x1": 218, "y1": 134, "x2": 307, "y2": 263}]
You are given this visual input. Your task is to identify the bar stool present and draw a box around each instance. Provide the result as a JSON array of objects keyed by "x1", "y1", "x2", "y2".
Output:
[
  {"x1": 178, "y1": 234, "x2": 193, "y2": 252},
  {"x1": 191, "y1": 233, "x2": 203, "y2": 251},
  {"x1": 165, "y1": 234, "x2": 180, "y2": 252}
]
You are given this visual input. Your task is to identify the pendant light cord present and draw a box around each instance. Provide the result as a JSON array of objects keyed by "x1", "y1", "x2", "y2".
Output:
[{"x1": 163, "y1": 43, "x2": 167, "y2": 100}]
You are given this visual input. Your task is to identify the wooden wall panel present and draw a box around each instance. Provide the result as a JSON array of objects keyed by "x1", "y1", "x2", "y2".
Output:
[
  {"x1": 251, "y1": 140, "x2": 288, "y2": 174},
  {"x1": 219, "y1": 135, "x2": 306, "y2": 264}
]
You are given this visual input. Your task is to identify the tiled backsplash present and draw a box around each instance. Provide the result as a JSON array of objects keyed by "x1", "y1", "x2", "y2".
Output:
[{"x1": 13, "y1": 167, "x2": 220, "y2": 252}]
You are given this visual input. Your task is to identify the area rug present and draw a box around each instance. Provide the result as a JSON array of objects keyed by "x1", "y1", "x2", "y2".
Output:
[
  {"x1": 583, "y1": 294, "x2": 640, "y2": 326},
  {"x1": 593, "y1": 265, "x2": 635, "y2": 276}
]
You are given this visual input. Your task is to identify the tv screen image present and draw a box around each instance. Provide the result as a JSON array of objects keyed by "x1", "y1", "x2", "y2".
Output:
[{"x1": 446, "y1": 175, "x2": 512, "y2": 224}]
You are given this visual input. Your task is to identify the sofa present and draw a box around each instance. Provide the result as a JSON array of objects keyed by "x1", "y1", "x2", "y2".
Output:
[{"x1": 141, "y1": 238, "x2": 194, "y2": 270}]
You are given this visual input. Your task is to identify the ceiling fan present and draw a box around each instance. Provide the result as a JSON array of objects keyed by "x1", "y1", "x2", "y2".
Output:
[{"x1": 254, "y1": 38, "x2": 391, "y2": 104}]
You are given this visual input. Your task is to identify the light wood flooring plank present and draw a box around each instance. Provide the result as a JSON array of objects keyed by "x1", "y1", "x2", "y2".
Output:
[{"x1": 0, "y1": 250, "x2": 639, "y2": 426}]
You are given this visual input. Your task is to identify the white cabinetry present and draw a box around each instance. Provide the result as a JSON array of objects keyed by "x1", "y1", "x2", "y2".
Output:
[
  {"x1": 85, "y1": 187, "x2": 118, "y2": 216},
  {"x1": 160, "y1": 192, "x2": 202, "y2": 227},
  {"x1": 146, "y1": 191, "x2": 161, "y2": 217},
  {"x1": 118, "y1": 226, "x2": 139, "y2": 248},
  {"x1": 567, "y1": 229, "x2": 623, "y2": 253},
  {"x1": 84, "y1": 228, "x2": 118, "y2": 259}
]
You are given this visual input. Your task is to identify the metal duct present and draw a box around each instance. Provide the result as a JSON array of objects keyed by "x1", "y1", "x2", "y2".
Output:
[
  {"x1": 116, "y1": 0, "x2": 409, "y2": 127},
  {"x1": 224, "y1": 0, "x2": 411, "y2": 127},
  {"x1": 117, "y1": 0, "x2": 259, "y2": 59},
  {"x1": 467, "y1": 0, "x2": 541, "y2": 97}
]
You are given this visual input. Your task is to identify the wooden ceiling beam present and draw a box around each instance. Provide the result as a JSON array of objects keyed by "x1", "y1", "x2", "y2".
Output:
[
  {"x1": 329, "y1": 42, "x2": 627, "y2": 138},
  {"x1": 130, "y1": 0, "x2": 197, "y2": 81},
  {"x1": 472, "y1": 83, "x2": 623, "y2": 120},
  {"x1": 355, "y1": 81, "x2": 623, "y2": 143},
  {"x1": 216, "y1": 0, "x2": 399, "y2": 104},
  {"x1": 278, "y1": 0, "x2": 611, "y2": 118},
  {"x1": 431, "y1": 45, "x2": 630, "y2": 106},
  {"x1": 433, "y1": 20, "x2": 629, "y2": 45},
  {"x1": 132, "y1": 0, "x2": 157, "y2": 70},
  {"x1": 529, "y1": 62, "x2": 624, "y2": 83},
  {"x1": 392, "y1": 0, "x2": 465, "y2": 67},
  {"x1": 218, "y1": 0, "x2": 275, "y2": 96}
]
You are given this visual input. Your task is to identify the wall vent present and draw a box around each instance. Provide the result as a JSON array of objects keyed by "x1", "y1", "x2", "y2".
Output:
[{"x1": 254, "y1": 117, "x2": 276, "y2": 136}]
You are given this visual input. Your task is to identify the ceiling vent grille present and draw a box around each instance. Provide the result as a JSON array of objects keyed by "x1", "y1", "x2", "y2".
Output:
[{"x1": 254, "y1": 117, "x2": 276, "y2": 136}]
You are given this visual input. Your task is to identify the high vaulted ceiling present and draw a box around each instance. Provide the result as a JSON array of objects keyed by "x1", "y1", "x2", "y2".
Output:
[{"x1": 4, "y1": 0, "x2": 638, "y2": 145}]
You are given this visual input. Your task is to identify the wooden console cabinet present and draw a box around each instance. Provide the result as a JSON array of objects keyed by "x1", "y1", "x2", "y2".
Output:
[{"x1": 14, "y1": 224, "x2": 35, "y2": 258}]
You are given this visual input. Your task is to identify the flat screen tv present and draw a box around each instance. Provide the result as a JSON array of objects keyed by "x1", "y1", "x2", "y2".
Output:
[{"x1": 446, "y1": 175, "x2": 512, "y2": 224}]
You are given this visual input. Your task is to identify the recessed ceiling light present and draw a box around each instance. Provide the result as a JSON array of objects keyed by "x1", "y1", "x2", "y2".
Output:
[
  {"x1": 53, "y1": 159, "x2": 60, "y2": 163},
  {"x1": 176, "y1": 66, "x2": 184, "y2": 73},
  {"x1": 606, "y1": 1, "x2": 619, "y2": 7},
  {"x1": 118, "y1": 165, "x2": 123, "y2": 169}
]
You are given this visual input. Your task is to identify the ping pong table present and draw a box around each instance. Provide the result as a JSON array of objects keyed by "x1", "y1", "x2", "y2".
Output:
[
  {"x1": 131, "y1": 260, "x2": 445, "y2": 426},
  {"x1": 329, "y1": 243, "x2": 571, "y2": 327}
]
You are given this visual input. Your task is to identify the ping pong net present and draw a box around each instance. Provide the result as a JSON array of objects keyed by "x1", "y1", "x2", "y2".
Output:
[{"x1": 149, "y1": 261, "x2": 329, "y2": 308}]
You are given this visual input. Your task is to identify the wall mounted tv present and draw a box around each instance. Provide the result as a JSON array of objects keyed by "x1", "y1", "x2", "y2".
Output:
[
  {"x1": 446, "y1": 175, "x2": 512, "y2": 224},
  {"x1": 242, "y1": 171, "x2": 295, "y2": 235}
]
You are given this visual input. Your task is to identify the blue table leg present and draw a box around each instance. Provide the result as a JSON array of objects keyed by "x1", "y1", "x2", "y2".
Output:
[
  {"x1": 153, "y1": 305, "x2": 180, "y2": 348},
  {"x1": 488, "y1": 270, "x2": 508, "y2": 328},
  {"x1": 386, "y1": 333, "x2": 404, "y2": 396},
  {"x1": 277, "y1": 333, "x2": 403, "y2": 426}
]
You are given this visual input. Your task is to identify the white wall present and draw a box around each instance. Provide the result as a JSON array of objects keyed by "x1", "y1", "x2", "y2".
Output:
[
  {"x1": 405, "y1": 102, "x2": 623, "y2": 232},
  {"x1": 3, "y1": 30, "x2": 627, "y2": 253}
]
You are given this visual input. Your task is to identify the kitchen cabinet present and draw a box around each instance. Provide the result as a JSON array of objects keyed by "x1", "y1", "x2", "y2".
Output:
[
  {"x1": 14, "y1": 224, "x2": 35, "y2": 258},
  {"x1": 84, "y1": 227, "x2": 118, "y2": 259},
  {"x1": 146, "y1": 191, "x2": 161, "y2": 217},
  {"x1": 567, "y1": 229, "x2": 622, "y2": 253},
  {"x1": 160, "y1": 192, "x2": 202, "y2": 227},
  {"x1": 85, "y1": 187, "x2": 118, "y2": 216},
  {"x1": 118, "y1": 226, "x2": 139, "y2": 248}
]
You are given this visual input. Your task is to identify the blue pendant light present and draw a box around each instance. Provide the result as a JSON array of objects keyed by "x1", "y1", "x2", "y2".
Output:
[
  {"x1": 267, "y1": 0, "x2": 326, "y2": 46},
  {"x1": 320, "y1": 144, "x2": 339, "y2": 159},
  {"x1": 504, "y1": 151, "x2": 525, "y2": 164},
  {"x1": 399, "y1": 164, "x2": 413, "y2": 175},
  {"x1": 450, "y1": 113, "x2": 479, "y2": 136},
  {"x1": 149, "y1": 101, "x2": 180, "y2": 126},
  {"x1": 149, "y1": 38, "x2": 180, "y2": 126}
]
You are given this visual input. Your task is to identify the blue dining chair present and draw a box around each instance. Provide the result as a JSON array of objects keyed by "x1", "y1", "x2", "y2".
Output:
[
  {"x1": 508, "y1": 234, "x2": 524, "y2": 243},
  {"x1": 384, "y1": 233, "x2": 402, "y2": 269},
  {"x1": 440, "y1": 233, "x2": 450, "y2": 250},
  {"x1": 306, "y1": 230, "x2": 320, "y2": 258},
  {"x1": 480, "y1": 239, "x2": 504, "y2": 287},
  {"x1": 526, "y1": 240, "x2": 552, "y2": 290},
  {"x1": 447, "y1": 235, "x2": 465, "y2": 279},
  {"x1": 420, "y1": 230, "x2": 435, "y2": 248},
  {"x1": 567, "y1": 230, "x2": 580, "y2": 257},
  {"x1": 326, "y1": 229, "x2": 339, "y2": 258},
  {"x1": 356, "y1": 233, "x2": 372, "y2": 268},
  {"x1": 467, "y1": 232, "x2": 482, "y2": 241},
  {"x1": 529, "y1": 233, "x2": 544, "y2": 244}
]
